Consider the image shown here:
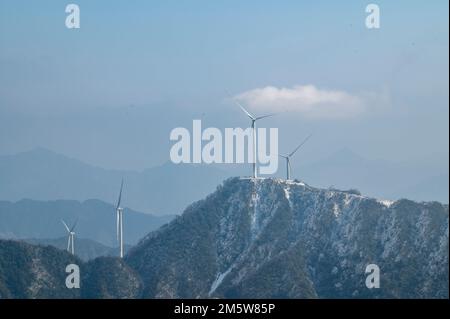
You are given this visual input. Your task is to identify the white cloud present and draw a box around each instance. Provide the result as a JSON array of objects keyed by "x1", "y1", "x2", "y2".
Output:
[{"x1": 234, "y1": 85, "x2": 366, "y2": 119}]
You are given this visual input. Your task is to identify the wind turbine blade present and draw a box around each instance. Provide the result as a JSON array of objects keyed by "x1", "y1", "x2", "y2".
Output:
[
  {"x1": 278, "y1": 154, "x2": 288, "y2": 159},
  {"x1": 238, "y1": 103, "x2": 256, "y2": 121},
  {"x1": 255, "y1": 113, "x2": 277, "y2": 121},
  {"x1": 226, "y1": 90, "x2": 256, "y2": 120},
  {"x1": 61, "y1": 220, "x2": 70, "y2": 233},
  {"x1": 116, "y1": 179, "x2": 124, "y2": 209},
  {"x1": 67, "y1": 236, "x2": 71, "y2": 251},
  {"x1": 70, "y1": 219, "x2": 78, "y2": 232},
  {"x1": 289, "y1": 134, "x2": 312, "y2": 157}
]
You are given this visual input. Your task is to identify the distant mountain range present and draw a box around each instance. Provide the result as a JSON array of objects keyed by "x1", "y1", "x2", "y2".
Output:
[
  {"x1": 0, "y1": 199, "x2": 173, "y2": 247},
  {"x1": 298, "y1": 148, "x2": 449, "y2": 203},
  {"x1": 0, "y1": 148, "x2": 447, "y2": 216},
  {"x1": 0, "y1": 148, "x2": 229, "y2": 215},
  {"x1": 0, "y1": 178, "x2": 447, "y2": 298}
]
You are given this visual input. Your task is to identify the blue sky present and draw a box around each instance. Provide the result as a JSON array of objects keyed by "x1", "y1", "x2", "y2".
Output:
[{"x1": 0, "y1": 0, "x2": 448, "y2": 178}]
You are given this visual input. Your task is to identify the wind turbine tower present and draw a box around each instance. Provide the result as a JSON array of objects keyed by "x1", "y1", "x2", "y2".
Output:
[
  {"x1": 116, "y1": 179, "x2": 125, "y2": 258},
  {"x1": 280, "y1": 134, "x2": 312, "y2": 180},
  {"x1": 61, "y1": 219, "x2": 77, "y2": 255},
  {"x1": 229, "y1": 93, "x2": 276, "y2": 178}
]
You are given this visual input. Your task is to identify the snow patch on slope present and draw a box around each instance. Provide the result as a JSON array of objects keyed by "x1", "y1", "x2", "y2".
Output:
[
  {"x1": 209, "y1": 267, "x2": 232, "y2": 296},
  {"x1": 284, "y1": 186, "x2": 293, "y2": 209},
  {"x1": 333, "y1": 203, "x2": 340, "y2": 217}
]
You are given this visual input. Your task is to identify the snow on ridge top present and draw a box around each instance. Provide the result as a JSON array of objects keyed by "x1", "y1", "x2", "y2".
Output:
[
  {"x1": 232, "y1": 177, "x2": 386, "y2": 205},
  {"x1": 271, "y1": 178, "x2": 306, "y2": 187},
  {"x1": 285, "y1": 180, "x2": 306, "y2": 186},
  {"x1": 378, "y1": 199, "x2": 395, "y2": 208}
]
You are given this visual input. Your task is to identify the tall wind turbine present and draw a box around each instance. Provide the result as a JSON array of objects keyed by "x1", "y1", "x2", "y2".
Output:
[
  {"x1": 116, "y1": 179, "x2": 125, "y2": 258},
  {"x1": 228, "y1": 93, "x2": 276, "y2": 178},
  {"x1": 280, "y1": 134, "x2": 312, "y2": 180},
  {"x1": 61, "y1": 219, "x2": 77, "y2": 255}
]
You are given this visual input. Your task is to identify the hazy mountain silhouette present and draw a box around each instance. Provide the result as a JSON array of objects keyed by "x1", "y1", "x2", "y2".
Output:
[
  {"x1": 0, "y1": 147, "x2": 447, "y2": 217},
  {"x1": 0, "y1": 148, "x2": 230, "y2": 215},
  {"x1": 0, "y1": 199, "x2": 173, "y2": 246},
  {"x1": 298, "y1": 148, "x2": 448, "y2": 203}
]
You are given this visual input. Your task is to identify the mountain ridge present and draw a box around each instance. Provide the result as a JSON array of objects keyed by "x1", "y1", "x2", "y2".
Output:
[
  {"x1": 24, "y1": 237, "x2": 126, "y2": 261},
  {"x1": 127, "y1": 177, "x2": 449, "y2": 298},
  {"x1": 0, "y1": 177, "x2": 447, "y2": 298}
]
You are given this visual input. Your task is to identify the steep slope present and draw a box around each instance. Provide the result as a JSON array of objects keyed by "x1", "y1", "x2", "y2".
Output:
[
  {"x1": 0, "y1": 199, "x2": 173, "y2": 246},
  {"x1": 0, "y1": 240, "x2": 141, "y2": 299},
  {"x1": 81, "y1": 257, "x2": 142, "y2": 299},
  {"x1": 0, "y1": 240, "x2": 81, "y2": 298},
  {"x1": 127, "y1": 177, "x2": 449, "y2": 299}
]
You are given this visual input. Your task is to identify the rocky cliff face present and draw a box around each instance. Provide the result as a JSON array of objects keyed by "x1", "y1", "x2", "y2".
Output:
[{"x1": 127, "y1": 178, "x2": 449, "y2": 298}]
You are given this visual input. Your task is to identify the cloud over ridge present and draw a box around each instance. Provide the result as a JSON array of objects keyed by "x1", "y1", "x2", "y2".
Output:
[{"x1": 234, "y1": 85, "x2": 365, "y2": 118}]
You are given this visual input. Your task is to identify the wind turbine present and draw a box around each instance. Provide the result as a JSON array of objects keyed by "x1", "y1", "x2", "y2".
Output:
[
  {"x1": 61, "y1": 219, "x2": 77, "y2": 255},
  {"x1": 228, "y1": 92, "x2": 276, "y2": 178},
  {"x1": 116, "y1": 179, "x2": 125, "y2": 258},
  {"x1": 280, "y1": 134, "x2": 312, "y2": 180}
]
